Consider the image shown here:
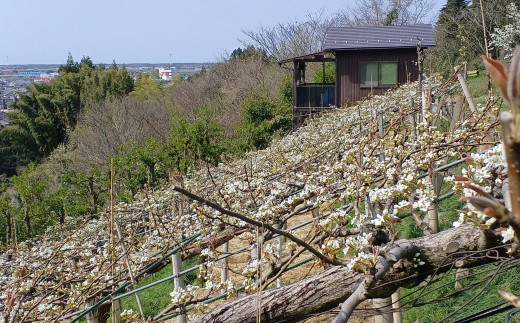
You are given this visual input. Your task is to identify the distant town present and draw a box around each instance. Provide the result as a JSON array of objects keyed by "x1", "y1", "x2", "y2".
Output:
[{"x1": 0, "y1": 62, "x2": 209, "y2": 129}]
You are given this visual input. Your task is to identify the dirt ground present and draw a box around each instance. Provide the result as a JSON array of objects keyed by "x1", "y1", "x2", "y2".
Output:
[{"x1": 165, "y1": 211, "x2": 377, "y2": 323}]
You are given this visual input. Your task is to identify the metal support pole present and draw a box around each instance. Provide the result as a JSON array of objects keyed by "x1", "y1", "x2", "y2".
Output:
[{"x1": 172, "y1": 254, "x2": 187, "y2": 323}]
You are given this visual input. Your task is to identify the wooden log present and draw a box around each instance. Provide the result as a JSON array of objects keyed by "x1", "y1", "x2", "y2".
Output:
[
  {"x1": 193, "y1": 225, "x2": 500, "y2": 323},
  {"x1": 467, "y1": 70, "x2": 479, "y2": 77}
]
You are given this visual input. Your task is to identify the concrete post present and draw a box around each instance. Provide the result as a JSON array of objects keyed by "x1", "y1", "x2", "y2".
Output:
[
  {"x1": 373, "y1": 297, "x2": 393, "y2": 323},
  {"x1": 221, "y1": 242, "x2": 229, "y2": 293},
  {"x1": 172, "y1": 253, "x2": 187, "y2": 323},
  {"x1": 391, "y1": 290, "x2": 403, "y2": 323}
]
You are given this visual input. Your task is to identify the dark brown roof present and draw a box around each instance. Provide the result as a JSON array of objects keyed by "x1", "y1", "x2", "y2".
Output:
[
  {"x1": 278, "y1": 50, "x2": 334, "y2": 64},
  {"x1": 324, "y1": 24, "x2": 435, "y2": 50}
]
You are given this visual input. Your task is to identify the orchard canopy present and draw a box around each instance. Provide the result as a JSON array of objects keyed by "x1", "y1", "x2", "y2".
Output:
[{"x1": 1, "y1": 61, "x2": 519, "y2": 322}]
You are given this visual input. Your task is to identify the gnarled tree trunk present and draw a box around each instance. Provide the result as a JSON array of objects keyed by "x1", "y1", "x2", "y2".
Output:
[{"x1": 195, "y1": 225, "x2": 500, "y2": 323}]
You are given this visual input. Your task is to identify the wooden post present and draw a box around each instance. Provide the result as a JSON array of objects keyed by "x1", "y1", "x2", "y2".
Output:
[
  {"x1": 449, "y1": 95, "x2": 465, "y2": 132},
  {"x1": 85, "y1": 296, "x2": 111, "y2": 323},
  {"x1": 503, "y1": 179, "x2": 512, "y2": 211},
  {"x1": 417, "y1": 39, "x2": 424, "y2": 118},
  {"x1": 368, "y1": 202, "x2": 394, "y2": 323},
  {"x1": 277, "y1": 234, "x2": 283, "y2": 287},
  {"x1": 322, "y1": 61, "x2": 326, "y2": 84},
  {"x1": 377, "y1": 111, "x2": 384, "y2": 137},
  {"x1": 293, "y1": 60, "x2": 298, "y2": 129},
  {"x1": 377, "y1": 111, "x2": 384, "y2": 162},
  {"x1": 172, "y1": 253, "x2": 187, "y2": 323},
  {"x1": 111, "y1": 300, "x2": 121, "y2": 323},
  {"x1": 115, "y1": 221, "x2": 145, "y2": 320},
  {"x1": 13, "y1": 216, "x2": 17, "y2": 249},
  {"x1": 427, "y1": 173, "x2": 443, "y2": 233},
  {"x1": 373, "y1": 297, "x2": 393, "y2": 323},
  {"x1": 455, "y1": 65, "x2": 477, "y2": 113},
  {"x1": 85, "y1": 297, "x2": 98, "y2": 323}
]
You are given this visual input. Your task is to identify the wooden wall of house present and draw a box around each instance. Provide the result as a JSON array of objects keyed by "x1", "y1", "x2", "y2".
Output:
[{"x1": 334, "y1": 48, "x2": 419, "y2": 107}]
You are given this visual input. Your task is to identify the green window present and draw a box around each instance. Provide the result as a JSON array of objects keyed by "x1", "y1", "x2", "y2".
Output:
[{"x1": 360, "y1": 62, "x2": 398, "y2": 88}]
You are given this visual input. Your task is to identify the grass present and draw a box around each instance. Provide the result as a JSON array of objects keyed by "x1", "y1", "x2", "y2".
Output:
[
  {"x1": 401, "y1": 265, "x2": 520, "y2": 322},
  {"x1": 397, "y1": 73, "x2": 520, "y2": 321},
  {"x1": 108, "y1": 74, "x2": 504, "y2": 321},
  {"x1": 105, "y1": 257, "x2": 199, "y2": 322},
  {"x1": 466, "y1": 73, "x2": 491, "y2": 106},
  {"x1": 465, "y1": 72, "x2": 506, "y2": 107},
  {"x1": 395, "y1": 184, "x2": 520, "y2": 322}
]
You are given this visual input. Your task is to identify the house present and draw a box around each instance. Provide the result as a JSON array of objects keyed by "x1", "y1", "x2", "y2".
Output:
[
  {"x1": 0, "y1": 110, "x2": 9, "y2": 129},
  {"x1": 157, "y1": 67, "x2": 173, "y2": 81},
  {"x1": 280, "y1": 24, "x2": 435, "y2": 127}
]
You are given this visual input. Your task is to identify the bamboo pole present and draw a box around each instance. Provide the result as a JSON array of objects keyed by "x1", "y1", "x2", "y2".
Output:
[
  {"x1": 115, "y1": 221, "x2": 145, "y2": 320},
  {"x1": 110, "y1": 158, "x2": 121, "y2": 323}
]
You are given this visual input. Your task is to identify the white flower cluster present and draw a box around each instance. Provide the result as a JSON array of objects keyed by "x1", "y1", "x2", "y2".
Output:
[
  {"x1": 490, "y1": 4, "x2": 520, "y2": 59},
  {"x1": 1, "y1": 76, "x2": 502, "y2": 321},
  {"x1": 451, "y1": 145, "x2": 509, "y2": 232},
  {"x1": 120, "y1": 308, "x2": 134, "y2": 320},
  {"x1": 170, "y1": 285, "x2": 200, "y2": 305}
]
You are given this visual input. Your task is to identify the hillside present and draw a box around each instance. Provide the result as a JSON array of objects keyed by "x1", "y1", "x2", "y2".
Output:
[{"x1": 0, "y1": 74, "x2": 505, "y2": 322}]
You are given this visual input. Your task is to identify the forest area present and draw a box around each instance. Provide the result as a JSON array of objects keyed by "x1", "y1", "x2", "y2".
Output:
[{"x1": 2, "y1": 0, "x2": 520, "y2": 322}]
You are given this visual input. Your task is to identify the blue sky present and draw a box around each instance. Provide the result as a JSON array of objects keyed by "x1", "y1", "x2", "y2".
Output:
[{"x1": 1, "y1": 0, "x2": 444, "y2": 64}]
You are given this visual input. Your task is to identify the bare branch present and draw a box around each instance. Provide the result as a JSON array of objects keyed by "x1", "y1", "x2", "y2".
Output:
[{"x1": 172, "y1": 186, "x2": 345, "y2": 266}]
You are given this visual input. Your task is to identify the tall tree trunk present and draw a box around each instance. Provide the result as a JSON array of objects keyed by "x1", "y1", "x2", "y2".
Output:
[
  {"x1": 24, "y1": 208, "x2": 31, "y2": 239},
  {"x1": 59, "y1": 208, "x2": 66, "y2": 225},
  {"x1": 147, "y1": 163, "x2": 157, "y2": 187},
  {"x1": 88, "y1": 177, "x2": 98, "y2": 214},
  {"x1": 4, "y1": 210, "x2": 12, "y2": 246}
]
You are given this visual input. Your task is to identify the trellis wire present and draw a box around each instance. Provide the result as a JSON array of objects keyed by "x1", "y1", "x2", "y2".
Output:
[
  {"x1": 66, "y1": 143, "x2": 476, "y2": 321},
  {"x1": 68, "y1": 232, "x2": 201, "y2": 322},
  {"x1": 64, "y1": 125, "x2": 486, "y2": 323}
]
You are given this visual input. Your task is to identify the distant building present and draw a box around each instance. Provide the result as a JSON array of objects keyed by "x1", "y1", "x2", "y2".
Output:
[
  {"x1": 1, "y1": 91, "x2": 18, "y2": 109},
  {"x1": 281, "y1": 24, "x2": 435, "y2": 127},
  {"x1": 17, "y1": 71, "x2": 58, "y2": 82},
  {"x1": 157, "y1": 67, "x2": 173, "y2": 81},
  {"x1": 0, "y1": 109, "x2": 9, "y2": 129}
]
